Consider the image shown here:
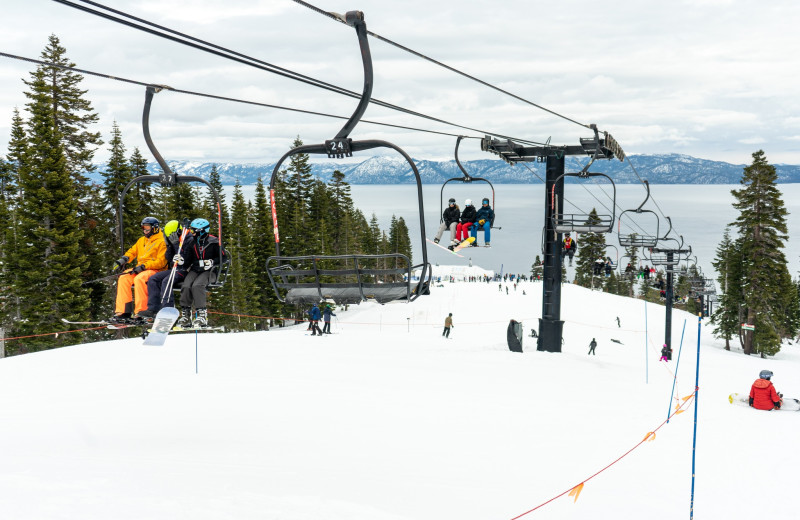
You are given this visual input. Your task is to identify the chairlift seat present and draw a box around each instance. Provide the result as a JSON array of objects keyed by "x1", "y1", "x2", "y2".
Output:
[
  {"x1": 267, "y1": 253, "x2": 428, "y2": 305},
  {"x1": 553, "y1": 213, "x2": 614, "y2": 234}
]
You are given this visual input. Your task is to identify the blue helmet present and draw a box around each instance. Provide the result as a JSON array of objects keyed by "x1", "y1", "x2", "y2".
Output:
[
  {"x1": 190, "y1": 218, "x2": 210, "y2": 236},
  {"x1": 759, "y1": 369, "x2": 773, "y2": 380}
]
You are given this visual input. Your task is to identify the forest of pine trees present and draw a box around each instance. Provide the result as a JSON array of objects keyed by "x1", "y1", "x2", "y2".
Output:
[{"x1": 0, "y1": 35, "x2": 412, "y2": 356}]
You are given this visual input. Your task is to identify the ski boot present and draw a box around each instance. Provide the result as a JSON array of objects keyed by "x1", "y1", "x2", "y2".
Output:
[
  {"x1": 177, "y1": 307, "x2": 193, "y2": 328},
  {"x1": 134, "y1": 310, "x2": 155, "y2": 324},
  {"x1": 192, "y1": 308, "x2": 208, "y2": 329},
  {"x1": 433, "y1": 238, "x2": 440, "y2": 244},
  {"x1": 109, "y1": 313, "x2": 131, "y2": 325}
]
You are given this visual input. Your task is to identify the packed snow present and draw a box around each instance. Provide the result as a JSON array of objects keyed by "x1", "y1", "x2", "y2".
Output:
[{"x1": 1, "y1": 272, "x2": 797, "y2": 520}]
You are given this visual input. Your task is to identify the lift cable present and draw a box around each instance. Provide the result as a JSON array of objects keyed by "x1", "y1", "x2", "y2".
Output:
[
  {"x1": 0, "y1": 51, "x2": 495, "y2": 140},
  {"x1": 291, "y1": 0, "x2": 593, "y2": 130},
  {"x1": 51, "y1": 0, "x2": 549, "y2": 147}
]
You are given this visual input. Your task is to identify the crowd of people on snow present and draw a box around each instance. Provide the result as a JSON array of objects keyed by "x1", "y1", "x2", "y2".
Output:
[
  {"x1": 110, "y1": 216, "x2": 225, "y2": 329},
  {"x1": 434, "y1": 197, "x2": 495, "y2": 250}
]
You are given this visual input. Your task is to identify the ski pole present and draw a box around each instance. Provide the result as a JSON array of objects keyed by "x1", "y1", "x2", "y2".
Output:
[
  {"x1": 162, "y1": 227, "x2": 190, "y2": 304},
  {"x1": 81, "y1": 270, "x2": 129, "y2": 285}
]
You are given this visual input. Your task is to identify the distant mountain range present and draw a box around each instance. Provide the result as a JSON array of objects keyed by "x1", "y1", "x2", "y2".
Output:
[{"x1": 93, "y1": 153, "x2": 800, "y2": 185}]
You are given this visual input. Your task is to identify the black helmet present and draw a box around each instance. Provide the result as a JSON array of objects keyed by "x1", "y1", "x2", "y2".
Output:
[
  {"x1": 482, "y1": 198, "x2": 489, "y2": 205},
  {"x1": 565, "y1": 232, "x2": 570, "y2": 237},
  {"x1": 141, "y1": 216, "x2": 160, "y2": 237},
  {"x1": 448, "y1": 198, "x2": 456, "y2": 205},
  {"x1": 759, "y1": 369, "x2": 773, "y2": 380}
]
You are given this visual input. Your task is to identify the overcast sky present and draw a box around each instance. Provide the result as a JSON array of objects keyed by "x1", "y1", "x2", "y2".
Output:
[{"x1": 2, "y1": 0, "x2": 800, "y2": 165}]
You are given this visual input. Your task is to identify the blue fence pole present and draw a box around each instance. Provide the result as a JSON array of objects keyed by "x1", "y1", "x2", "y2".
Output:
[
  {"x1": 645, "y1": 300, "x2": 649, "y2": 384},
  {"x1": 690, "y1": 314, "x2": 702, "y2": 519},
  {"x1": 195, "y1": 329, "x2": 199, "y2": 374},
  {"x1": 666, "y1": 319, "x2": 687, "y2": 423}
]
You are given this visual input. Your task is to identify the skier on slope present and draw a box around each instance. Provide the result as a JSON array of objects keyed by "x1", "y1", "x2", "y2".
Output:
[
  {"x1": 110, "y1": 216, "x2": 167, "y2": 323},
  {"x1": 749, "y1": 370, "x2": 782, "y2": 410},
  {"x1": 307, "y1": 303, "x2": 323, "y2": 336}
]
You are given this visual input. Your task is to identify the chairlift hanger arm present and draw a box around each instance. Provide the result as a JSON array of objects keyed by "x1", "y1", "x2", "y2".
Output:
[
  {"x1": 143, "y1": 85, "x2": 177, "y2": 187},
  {"x1": 480, "y1": 128, "x2": 622, "y2": 165}
]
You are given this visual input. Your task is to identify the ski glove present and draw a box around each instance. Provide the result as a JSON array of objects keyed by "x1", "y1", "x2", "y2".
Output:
[
  {"x1": 133, "y1": 264, "x2": 147, "y2": 274},
  {"x1": 173, "y1": 254, "x2": 184, "y2": 265},
  {"x1": 202, "y1": 259, "x2": 214, "y2": 271},
  {"x1": 113, "y1": 256, "x2": 129, "y2": 271},
  {"x1": 749, "y1": 397, "x2": 754, "y2": 406},
  {"x1": 774, "y1": 401, "x2": 781, "y2": 409},
  {"x1": 167, "y1": 231, "x2": 180, "y2": 246}
]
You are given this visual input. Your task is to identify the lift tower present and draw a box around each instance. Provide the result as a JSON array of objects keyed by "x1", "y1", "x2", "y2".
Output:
[{"x1": 481, "y1": 130, "x2": 625, "y2": 352}]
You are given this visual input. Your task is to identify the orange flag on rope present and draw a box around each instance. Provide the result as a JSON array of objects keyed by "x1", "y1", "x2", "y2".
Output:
[
  {"x1": 681, "y1": 394, "x2": 693, "y2": 401},
  {"x1": 568, "y1": 483, "x2": 584, "y2": 503},
  {"x1": 643, "y1": 431, "x2": 656, "y2": 442}
]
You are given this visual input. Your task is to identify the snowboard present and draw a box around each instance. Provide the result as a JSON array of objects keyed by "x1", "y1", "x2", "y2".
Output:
[
  {"x1": 453, "y1": 236, "x2": 476, "y2": 252},
  {"x1": 142, "y1": 307, "x2": 180, "y2": 346},
  {"x1": 728, "y1": 392, "x2": 800, "y2": 411},
  {"x1": 426, "y1": 238, "x2": 464, "y2": 257}
]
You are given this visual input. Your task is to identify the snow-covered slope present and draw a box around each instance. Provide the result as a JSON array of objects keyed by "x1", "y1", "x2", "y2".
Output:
[{"x1": 1, "y1": 276, "x2": 797, "y2": 519}]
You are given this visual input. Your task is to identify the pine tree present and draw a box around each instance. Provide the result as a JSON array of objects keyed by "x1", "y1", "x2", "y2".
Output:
[
  {"x1": 129, "y1": 147, "x2": 155, "y2": 218},
  {"x1": 23, "y1": 34, "x2": 102, "y2": 183},
  {"x1": 101, "y1": 122, "x2": 140, "y2": 245},
  {"x1": 12, "y1": 70, "x2": 89, "y2": 353},
  {"x1": 278, "y1": 136, "x2": 313, "y2": 257},
  {"x1": 0, "y1": 109, "x2": 26, "y2": 324},
  {"x1": 730, "y1": 150, "x2": 791, "y2": 356},
  {"x1": 251, "y1": 174, "x2": 280, "y2": 323},
  {"x1": 226, "y1": 180, "x2": 260, "y2": 330},
  {"x1": 573, "y1": 209, "x2": 607, "y2": 288},
  {"x1": 710, "y1": 228, "x2": 741, "y2": 350}
]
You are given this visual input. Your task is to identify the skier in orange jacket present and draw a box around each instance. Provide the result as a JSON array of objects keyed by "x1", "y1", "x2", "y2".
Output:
[
  {"x1": 110, "y1": 216, "x2": 167, "y2": 323},
  {"x1": 749, "y1": 370, "x2": 782, "y2": 411}
]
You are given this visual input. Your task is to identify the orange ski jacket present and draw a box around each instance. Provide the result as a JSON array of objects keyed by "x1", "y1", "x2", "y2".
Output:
[{"x1": 124, "y1": 233, "x2": 168, "y2": 272}]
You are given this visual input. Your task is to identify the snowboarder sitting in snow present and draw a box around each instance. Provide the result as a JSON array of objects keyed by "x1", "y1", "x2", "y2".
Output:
[
  {"x1": 470, "y1": 198, "x2": 494, "y2": 247},
  {"x1": 177, "y1": 218, "x2": 222, "y2": 329},
  {"x1": 322, "y1": 304, "x2": 336, "y2": 334},
  {"x1": 562, "y1": 233, "x2": 577, "y2": 266},
  {"x1": 434, "y1": 198, "x2": 461, "y2": 250},
  {"x1": 749, "y1": 370, "x2": 782, "y2": 410},
  {"x1": 111, "y1": 216, "x2": 167, "y2": 324},
  {"x1": 455, "y1": 199, "x2": 477, "y2": 243}
]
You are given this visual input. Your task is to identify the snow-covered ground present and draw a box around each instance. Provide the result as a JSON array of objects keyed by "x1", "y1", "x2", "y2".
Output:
[{"x1": 1, "y1": 273, "x2": 797, "y2": 520}]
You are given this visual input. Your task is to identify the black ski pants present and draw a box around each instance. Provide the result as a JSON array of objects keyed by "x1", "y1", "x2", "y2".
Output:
[{"x1": 180, "y1": 270, "x2": 217, "y2": 309}]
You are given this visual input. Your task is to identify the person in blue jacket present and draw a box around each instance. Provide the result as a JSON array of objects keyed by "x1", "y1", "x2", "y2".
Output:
[
  {"x1": 470, "y1": 197, "x2": 495, "y2": 246},
  {"x1": 322, "y1": 304, "x2": 336, "y2": 334},
  {"x1": 308, "y1": 303, "x2": 323, "y2": 336}
]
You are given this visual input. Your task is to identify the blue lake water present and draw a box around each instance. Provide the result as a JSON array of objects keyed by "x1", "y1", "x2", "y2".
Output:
[{"x1": 227, "y1": 183, "x2": 800, "y2": 284}]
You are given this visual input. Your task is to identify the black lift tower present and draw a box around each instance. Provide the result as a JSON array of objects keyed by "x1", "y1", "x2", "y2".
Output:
[{"x1": 481, "y1": 129, "x2": 625, "y2": 352}]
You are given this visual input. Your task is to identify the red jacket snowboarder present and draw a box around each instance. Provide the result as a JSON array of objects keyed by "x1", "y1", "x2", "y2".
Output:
[{"x1": 749, "y1": 370, "x2": 781, "y2": 410}]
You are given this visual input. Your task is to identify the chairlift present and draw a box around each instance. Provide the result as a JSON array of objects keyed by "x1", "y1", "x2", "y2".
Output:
[
  {"x1": 550, "y1": 128, "x2": 616, "y2": 234},
  {"x1": 605, "y1": 244, "x2": 619, "y2": 269},
  {"x1": 117, "y1": 84, "x2": 230, "y2": 290},
  {"x1": 439, "y1": 136, "x2": 499, "y2": 230},
  {"x1": 618, "y1": 180, "x2": 660, "y2": 248},
  {"x1": 265, "y1": 11, "x2": 430, "y2": 305}
]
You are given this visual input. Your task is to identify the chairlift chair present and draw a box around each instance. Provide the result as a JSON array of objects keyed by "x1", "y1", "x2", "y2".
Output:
[
  {"x1": 265, "y1": 11, "x2": 431, "y2": 306},
  {"x1": 439, "y1": 136, "x2": 499, "y2": 231},
  {"x1": 550, "y1": 128, "x2": 616, "y2": 234},
  {"x1": 617, "y1": 180, "x2": 660, "y2": 248},
  {"x1": 117, "y1": 84, "x2": 230, "y2": 291}
]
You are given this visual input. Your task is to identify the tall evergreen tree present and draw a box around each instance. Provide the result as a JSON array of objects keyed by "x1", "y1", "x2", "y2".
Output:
[
  {"x1": 730, "y1": 150, "x2": 791, "y2": 356},
  {"x1": 710, "y1": 228, "x2": 741, "y2": 350},
  {"x1": 12, "y1": 69, "x2": 89, "y2": 353},
  {"x1": 23, "y1": 34, "x2": 102, "y2": 183},
  {"x1": 573, "y1": 209, "x2": 607, "y2": 288},
  {"x1": 129, "y1": 147, "x2": 155, "y2": 218},
  {"x1": 227, "y1": 180, "x2": 260, "y2": 329}
]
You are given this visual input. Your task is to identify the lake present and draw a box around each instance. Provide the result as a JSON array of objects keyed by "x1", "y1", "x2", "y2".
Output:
[{"x1": 226, "y1": 183, "x2": 800, "y2": 284}]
